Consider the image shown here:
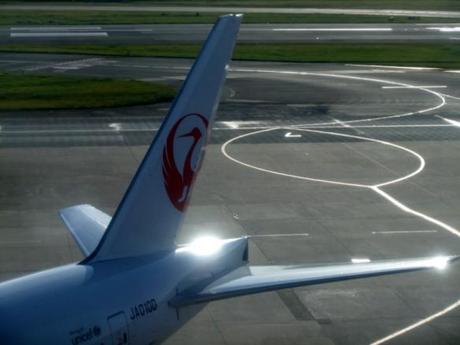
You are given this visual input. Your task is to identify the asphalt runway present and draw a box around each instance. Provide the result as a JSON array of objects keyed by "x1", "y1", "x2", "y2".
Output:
[
  {"x1": 2, "y1": 23, "x2": 460, "y2": 44},
  {"x1": 2, "y1": 5, "x2": 460, "y2": 19},
  {"x1": 1, "y1": 54, "x2": 460, "y2": 345}
]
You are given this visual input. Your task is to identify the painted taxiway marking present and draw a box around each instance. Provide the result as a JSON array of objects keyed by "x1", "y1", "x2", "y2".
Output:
[
  {"x1": 272, "y1": 28, "x2": 393, "y2": 32},
  {"x1": 439, "y1": 92, "x2": 460, "y2": 101},
  {"x1": 351, "y1": 258, "x2": 371, "y2": 264},
  {"x1": 382, "y1": 85, "x2": 447, "y2": 89},
  {"x1": 0, "y1": 123, "x2": 453, "y2": 136},
  {"x1": 230, "y1": 68, "x2": 446, "y2": 128},
  {"x1": 370, "y1": 299, "x2": 460, "y2": 345},
  {"x1": 346, "y1": 64, "x2": 440, "y2": 71},
  {"x1": 284, "y1": 132, "x2": 302, "y2": 138},
  {"x1": 427, "y1": 26, "x2": 460, "y2": 32},
  {"x1": 310, "y1": 124, "x2": 452, "y2": 129},
  {"x1": 437, "y1": 115, "x2": 460, "y2": 127},
  {"x1": 108, "y1": 123, "x2": 122, "y2": 131},
  {"x1": 10, "y1": 32, "x2": 108, "y2": 37},
  {"x1": 11, "y1": 26, "x2": 102, "y2": 31},
  {"x1": 220, "y1": 69, "x2": 459, "y2": 344},
  {"x1": 26, "y1": 57, "x2": 113, "y2": 72},
  {"x1": 222, "y1": 127, "x2": 423, "y2": 189},
  {"x1": 372, "y1": 230, "x2": 438, "y2": 235},
  {"x1": 329, "y1": 69, "x2": 406, "y2": 74}
]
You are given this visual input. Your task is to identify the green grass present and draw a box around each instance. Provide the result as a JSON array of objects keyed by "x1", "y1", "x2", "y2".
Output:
[
  {"x1": 3, "y1": 1, "x2": 460, "y2": 11},
  {"x1": 2, "y1": 43, "x2": 460, "y2": 69},
  {"x1": 0, "y1": 72, "x2": 176, "y2": 110},
  {"x1": 0, "y1": 10, "x2": 457, "y2": 25}
]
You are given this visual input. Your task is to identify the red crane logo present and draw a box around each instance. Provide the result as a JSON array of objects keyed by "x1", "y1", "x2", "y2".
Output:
[{"x1": 162, "y1": 113, "x2": 209, "y2": 212}]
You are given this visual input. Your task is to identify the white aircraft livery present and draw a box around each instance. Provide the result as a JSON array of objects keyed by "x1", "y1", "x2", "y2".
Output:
[{"x1": 0, "y1": 14, "x2": 457, "y2": 345}]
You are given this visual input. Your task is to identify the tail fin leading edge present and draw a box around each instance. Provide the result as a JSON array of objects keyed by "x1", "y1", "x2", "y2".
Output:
[{"x1": 85, "y1": 14, "x2": 242, "y2": 262}]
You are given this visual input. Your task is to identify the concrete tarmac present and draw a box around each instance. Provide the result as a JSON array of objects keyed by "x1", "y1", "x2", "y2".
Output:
[{"x1": 0, "y1": 55, "x2": 459, "y2": 345}]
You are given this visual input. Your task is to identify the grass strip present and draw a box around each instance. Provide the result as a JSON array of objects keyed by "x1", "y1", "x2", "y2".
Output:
[
  {"x1": 0, "y1": 72, "x2": 176, "y2": 110},
  {"x1": 2, "y1": 1, "x2": 460, "y2": 11},
  {"x1": 0, "y1": 10, "x2": 458, "y2": 25},
  {"x1": 2, "y1": 43, "x2": 460, "y2": 69}
]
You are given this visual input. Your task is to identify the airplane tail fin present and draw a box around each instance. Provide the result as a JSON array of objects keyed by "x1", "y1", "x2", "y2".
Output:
[{"x1": 85, "y1": 14, "x2": 242, "y2": 262}]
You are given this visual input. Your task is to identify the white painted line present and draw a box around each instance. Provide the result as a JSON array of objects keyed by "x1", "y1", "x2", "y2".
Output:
[
  {"x1": 284, "y1": 132, "x2": 302, "y2": 138},
  {"x1": 332, "y1": 118, "x2": 351, "y2": 128},
  {"x1": 416, "y1": 23, "x2": 460, "y2": 26},
  {"x1": 310, "y1": 124, "x2": 452, "y2": 129},
  {"x1": 222, "y1": 127, "x2": 424, "y2": 189},
  {"x1": 445, "y1": 70, "x2": 460, "y2": 74},
  {"x1": 439, "y1": 93, "x2": 460, "y2": 101},
  {"x1": 229, "y1": 68, "x2": 446, "y2": 128},
  {"x1": 10, "y1": 32, "x2": 108, "y2": 38},
  {"x1": 109, "y1": 123, "x2": 122, "y2": 131},
  {"x1": 222, "y1": 121, "x2": 240, "y2": 129},
  {"x1": 220, "y1": 121, "x2": 266, "y2": 129},
  {"x1": 351, "y1": 258, "x2": 371, "y2": 264},
  {"x1": 250, "y1": 233, "x2": 309, "y2": 238},
  {"x1": 372, "y1": 187, "x2": 460, "y2": 238},
  {"x1": 273, "y1": 28, "x2": 392, "y2": 32},
  {"x1": 346, "y1": 64, "x2": 440, "y2": 71},
  {"x1": 0, "y1": 123, "x2": 452, "y2": 137},
  {"x1": 437, "y1": 115, "x2": 460, "y2": 126},
  {"x1": 329, "y1": 69, "x2": 406, "y2": 74},
  {"x1": 11, "y1": 26, "x2": 102, "y2": 31},
  {"x1": 332, "y1": 118, "x2": 366, "y2": 135},
  {"x1": 382, "y1": 85, "x2": 447, "y2": 89},
  {"x1": 427, "y1": 26, "x2": 460, "y2": 32},
  {"x1": 221, "y1": 127, "x2": 369, "y2": 189},
  {"x1": 372, "y1": 230, "x2": 438, "y2": 234},
  {"x1": 370, "y1": 299, "x2": 460, "y2": 345}
]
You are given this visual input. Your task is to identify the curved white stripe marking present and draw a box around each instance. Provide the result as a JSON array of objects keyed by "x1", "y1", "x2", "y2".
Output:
[
  {"x1": 230, "y1": 68, "x2": 446, "y2": 128},
  {"x1": 221, "y1": 128, "x2": 369, "y2": 188},
  {"x1": 370, "y1": 299, "x2": 460, "y2": 345},
  {"x1": 222, "y1": 127, "x2": 425, "y2": 188},
  {"x1": 372, "y1": 187, "x2": 460, "y2": 238}
]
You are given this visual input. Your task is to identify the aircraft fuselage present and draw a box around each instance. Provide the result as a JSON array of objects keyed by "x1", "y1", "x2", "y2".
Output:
[{"x1": 0, "y1": 237, "x2": 248, "y2": 345}]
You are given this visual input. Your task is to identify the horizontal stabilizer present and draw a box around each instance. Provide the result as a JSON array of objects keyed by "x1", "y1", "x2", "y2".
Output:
[
  {"x1": 59, "y1": 205, "x2": 110, "y2": 257},
  {"x1": 172, "y1": 256, "x2": 458, "y2": 306}
]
